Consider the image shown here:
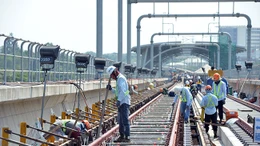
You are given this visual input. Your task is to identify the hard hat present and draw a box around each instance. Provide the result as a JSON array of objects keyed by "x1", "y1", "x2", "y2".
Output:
[
  {"x1": 133, "y1": 85, "x2": 138, "y2": 90},
  {"x1": 205, "y1": 85, "x2": 212, "y2": 90},
  {"x1": 197, "y1": 76, "x2": 201, "y2": 79},
  {"x1": 106, "y1": 66, "x2": 116, "y2": 75},
  {"x1": 189, "y1": 80, "x2": 193, "y2": 83},
  {"x1": 173, "y1": 86, "x2": 182, "y2": 95},
  {"x1": 82, "y1": 120, "x2": 91, "y2": 129},
  {"x1": 185, "y1": 80, "x2": 189, "y2": 85},
  {"x1": 213, "y1": 73, "x2": 221, "y2": 81}
]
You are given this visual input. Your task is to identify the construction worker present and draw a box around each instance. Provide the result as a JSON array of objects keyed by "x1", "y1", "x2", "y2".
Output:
[
  {"x1": 185, "y1": 80, "x2": 190, "y2": 87},
  {"x1": 49, "y1": 119, "x2": 91, "y2": 141},
  {"x1": 129, "y1": 84, "x2": 138, "y2": 95},
  {"x1": 172, "y1": 86, "x2": 193, "y2": 123},
  {"x1": 221, "y1": 77, "x2": 229, "y2": 95},
  {"x1": 200, "y1": 85, "x2": 219, "y2": 138},
  {"x1": 212, "y1": 73, "x2": 226, "y2": 124},
  {"x1": 196, "y1": 76, "x2": 202, "y2": 92},
  {"x1": 106, "y1": 66, "x2": 131, "y2": 142},
  {"x1": 206, "y1": 66, "x2": 215, "y2": 86}
]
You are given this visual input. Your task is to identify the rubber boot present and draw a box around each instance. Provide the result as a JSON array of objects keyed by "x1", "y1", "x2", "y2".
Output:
[
  {"x1": 114, "y1": 133, "x2": 124, "y2": 142},
  {"x1": 124, "y1": 136, "x2": 130, "y2": 142},
  {"x1": 214, "y1": 131, "x2": 218, "y2": 138}
]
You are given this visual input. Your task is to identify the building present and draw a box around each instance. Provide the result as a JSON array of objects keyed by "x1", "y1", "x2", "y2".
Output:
[{"x1": 219, "y1": 26, "x2": 260, "y2": 61}]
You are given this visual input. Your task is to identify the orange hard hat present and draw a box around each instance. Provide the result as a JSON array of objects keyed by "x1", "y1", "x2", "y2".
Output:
[
  {"x1": 213, "y1": 73, "x2": 220, "y2": 81},
  {"x1": 160, "y1": 88, "x2": 163, "y2": 93},
  {"x1": 205, "y1": 85, "x2": 212, "y2": 90},
  {"x1": 82, "y1": 120, "x2": 91, "y2": 129},
  {"x1": 134, "y1": 85, "x2": 138, "y2": 90}
]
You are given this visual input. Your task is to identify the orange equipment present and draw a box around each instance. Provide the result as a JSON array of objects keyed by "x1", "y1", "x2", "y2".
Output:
[{"x1": 226, "y1": 111, "x2": 238, "y2": 121}]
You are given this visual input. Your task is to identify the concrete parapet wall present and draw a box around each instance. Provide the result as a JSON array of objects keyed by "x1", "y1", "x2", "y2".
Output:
[{"x1": 0, "y1": 78, "x2": 167, "y2": 145}]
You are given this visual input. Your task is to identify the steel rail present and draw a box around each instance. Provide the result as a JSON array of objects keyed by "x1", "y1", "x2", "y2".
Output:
[
  {"x1": 4, "y1": 129, "x2": 56, "y2": 146},
  {"x1": 89, "y1": 93, "x2": 164, "y2": 146},
  {"x1": 89, "y1": 84, "x2": 176, "y2": 145},
  {"x1": 26, "y1": 124, "x2": 74, "y2": 140},
  {"x1": 228, "y1": 95, "x2": 260, "y2": 112},
  {"x1": 0, "y1": 136, "x2": 31, "y2": 146},
  {"x1": 168, "y1": 99, "x2": 181, "y2": 146}
]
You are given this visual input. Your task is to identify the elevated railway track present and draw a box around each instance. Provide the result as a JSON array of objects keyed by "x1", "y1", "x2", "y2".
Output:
[{"x1": 2, "y1": 81, "x2": 260, "y2": 146}]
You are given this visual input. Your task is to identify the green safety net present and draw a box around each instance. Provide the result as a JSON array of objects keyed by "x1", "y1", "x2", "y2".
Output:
[{"x1": 208, "y1": 35, "x2": 237, "y2": 70}]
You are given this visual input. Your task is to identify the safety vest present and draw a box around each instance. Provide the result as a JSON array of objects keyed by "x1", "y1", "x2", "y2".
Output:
[
  {"x1": 180, "y1": 88, "x2": 191, "y2": 102},
  {"x1": 213, "y1": 82, "x2": 224, "y2": 99},
  {"x1": 115, "y1": 85, "x2": 118, "y2": 100},
  {"x1": 62, "y1": 120, "x2": 70, "y2": 132},
  {"x1": 115, "y1": 77, "x2": 130, "y2": 98},
  {"x1": 206, "y1": 95, "x2": 215, "y2": 108}
]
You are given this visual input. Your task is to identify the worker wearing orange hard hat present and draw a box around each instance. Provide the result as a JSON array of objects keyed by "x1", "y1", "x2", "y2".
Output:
[
  {"x1": 201, "y1": 85, "x2": 219, "y2": 138},
  {"x1": 49, "y1": 119, "x2": 91, "y2": 141},
  {"x1": 211, "y1": 73, "x2": 226, "y2": 124}
]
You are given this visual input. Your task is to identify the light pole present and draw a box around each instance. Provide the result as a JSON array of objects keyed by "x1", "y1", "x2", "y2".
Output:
[
  {"x1": 238, "y1": 61, "x2": 253, "y2": 98},
  {"x1": 39, "y1": 46, "x2": 60, "y2": 129}
]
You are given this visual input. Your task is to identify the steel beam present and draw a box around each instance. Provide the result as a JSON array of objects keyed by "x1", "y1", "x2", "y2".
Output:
[
  {"x1": 150, "y1": 32, "x2": 232, "y2": 77},
  {"x1": 130, "y1": 0, "x2": 258, "y2": 3},
  {"x1": 136, "y1": 13, "x2": 252, "y2": 70}
]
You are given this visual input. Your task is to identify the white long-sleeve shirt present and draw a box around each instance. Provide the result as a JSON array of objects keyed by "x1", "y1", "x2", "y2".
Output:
[{"x1": 111, "y1": 73, "x2": 131, "y2": 106}]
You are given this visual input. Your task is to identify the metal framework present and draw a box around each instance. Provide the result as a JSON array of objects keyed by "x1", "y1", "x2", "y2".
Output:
[
  {"x1": 130, "y1": 0, "x2": 259, "y2": 3},
  {"x1": 136, "y1": 13, "x2": 252, "y2": 69},
  {"x1": 0, "y1": 34, "x2": 110, "y2": 84},
  {"x1": 149, "y1": 32, "x2": 232, "y2": 77}
]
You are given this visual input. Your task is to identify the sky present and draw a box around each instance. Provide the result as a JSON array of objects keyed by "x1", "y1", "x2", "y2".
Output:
[{"x1": 0, "y1": 0, "x2": 260, "y2": 54}]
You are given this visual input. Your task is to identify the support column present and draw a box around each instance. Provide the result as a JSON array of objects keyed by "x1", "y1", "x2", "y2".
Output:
[
  {"x1": 118, "y1": 0, "x2": 123, "y2": 62},
  {"x1": 96, "y1": 0, "x2": 103, "y2": 57}
]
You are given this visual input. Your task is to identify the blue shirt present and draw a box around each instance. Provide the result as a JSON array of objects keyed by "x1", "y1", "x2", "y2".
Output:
[
  {"x1": 173, "y1": 87, "x2": 193, "y2": 106},
  {"x1": 111, "y1": 73, "x2": 131, "y2": 106},
  {"x1": 206, "y1": 78, "x2": 213, "y2": 86},
  {"x1": 201, "y1": 93, "x2": 218, "y2": 115},
  {"x1": 221, "y1": 78, "x2": 229, "y2": 94}
]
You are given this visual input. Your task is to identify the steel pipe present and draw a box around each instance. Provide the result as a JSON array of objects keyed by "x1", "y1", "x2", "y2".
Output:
[
  {"x1": 150, "y1": 32, "x2": 232, "y2": 77},
  {"x1": 137, "y1": 13, "x2": 252, "y2": 69}
]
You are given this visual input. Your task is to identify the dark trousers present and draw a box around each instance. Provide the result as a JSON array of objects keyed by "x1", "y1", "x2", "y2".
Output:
[
  {"x1": 205, "y1": 112, "x2": 217, "y2": 132},
  {"x1": 217, "y1": 100, "x2": 224, "y2": 121},
  {"x1": 119, "y1": 103, "x2": 130, "y2": 137}
]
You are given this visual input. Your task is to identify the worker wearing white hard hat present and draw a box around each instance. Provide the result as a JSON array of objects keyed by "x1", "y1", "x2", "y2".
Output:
[
  {"x1": 185, "y1": 80, "x2": 190, "y2": 87},
  {"x1": 172, "y1": 86, "x2": 193, "y2": 124},
  {"x1": 106, "y1": 65, "x2": 131, "y2": 142}
]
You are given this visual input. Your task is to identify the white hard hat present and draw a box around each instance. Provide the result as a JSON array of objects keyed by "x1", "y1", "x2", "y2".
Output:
[
  {"x1": 173, "y1": 86, "x2": 183, "y2": 95},
  {"x1": 197, "y1": 76, "x2": 201, "y2": 79},
  {"x1": 185, "y1": 80, "x2": 189, "y2": 85},
  {"x1": 106, "y1": 66, "x2": 116, "y2": 75}
]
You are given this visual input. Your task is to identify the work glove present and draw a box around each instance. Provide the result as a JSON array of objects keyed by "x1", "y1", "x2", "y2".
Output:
[
  {"x1": 106, "y1": 84, "x2": 112, "y2": 90},
  {"x1": 116, "y1": 100, "x2": 120, "y2": 108}
]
